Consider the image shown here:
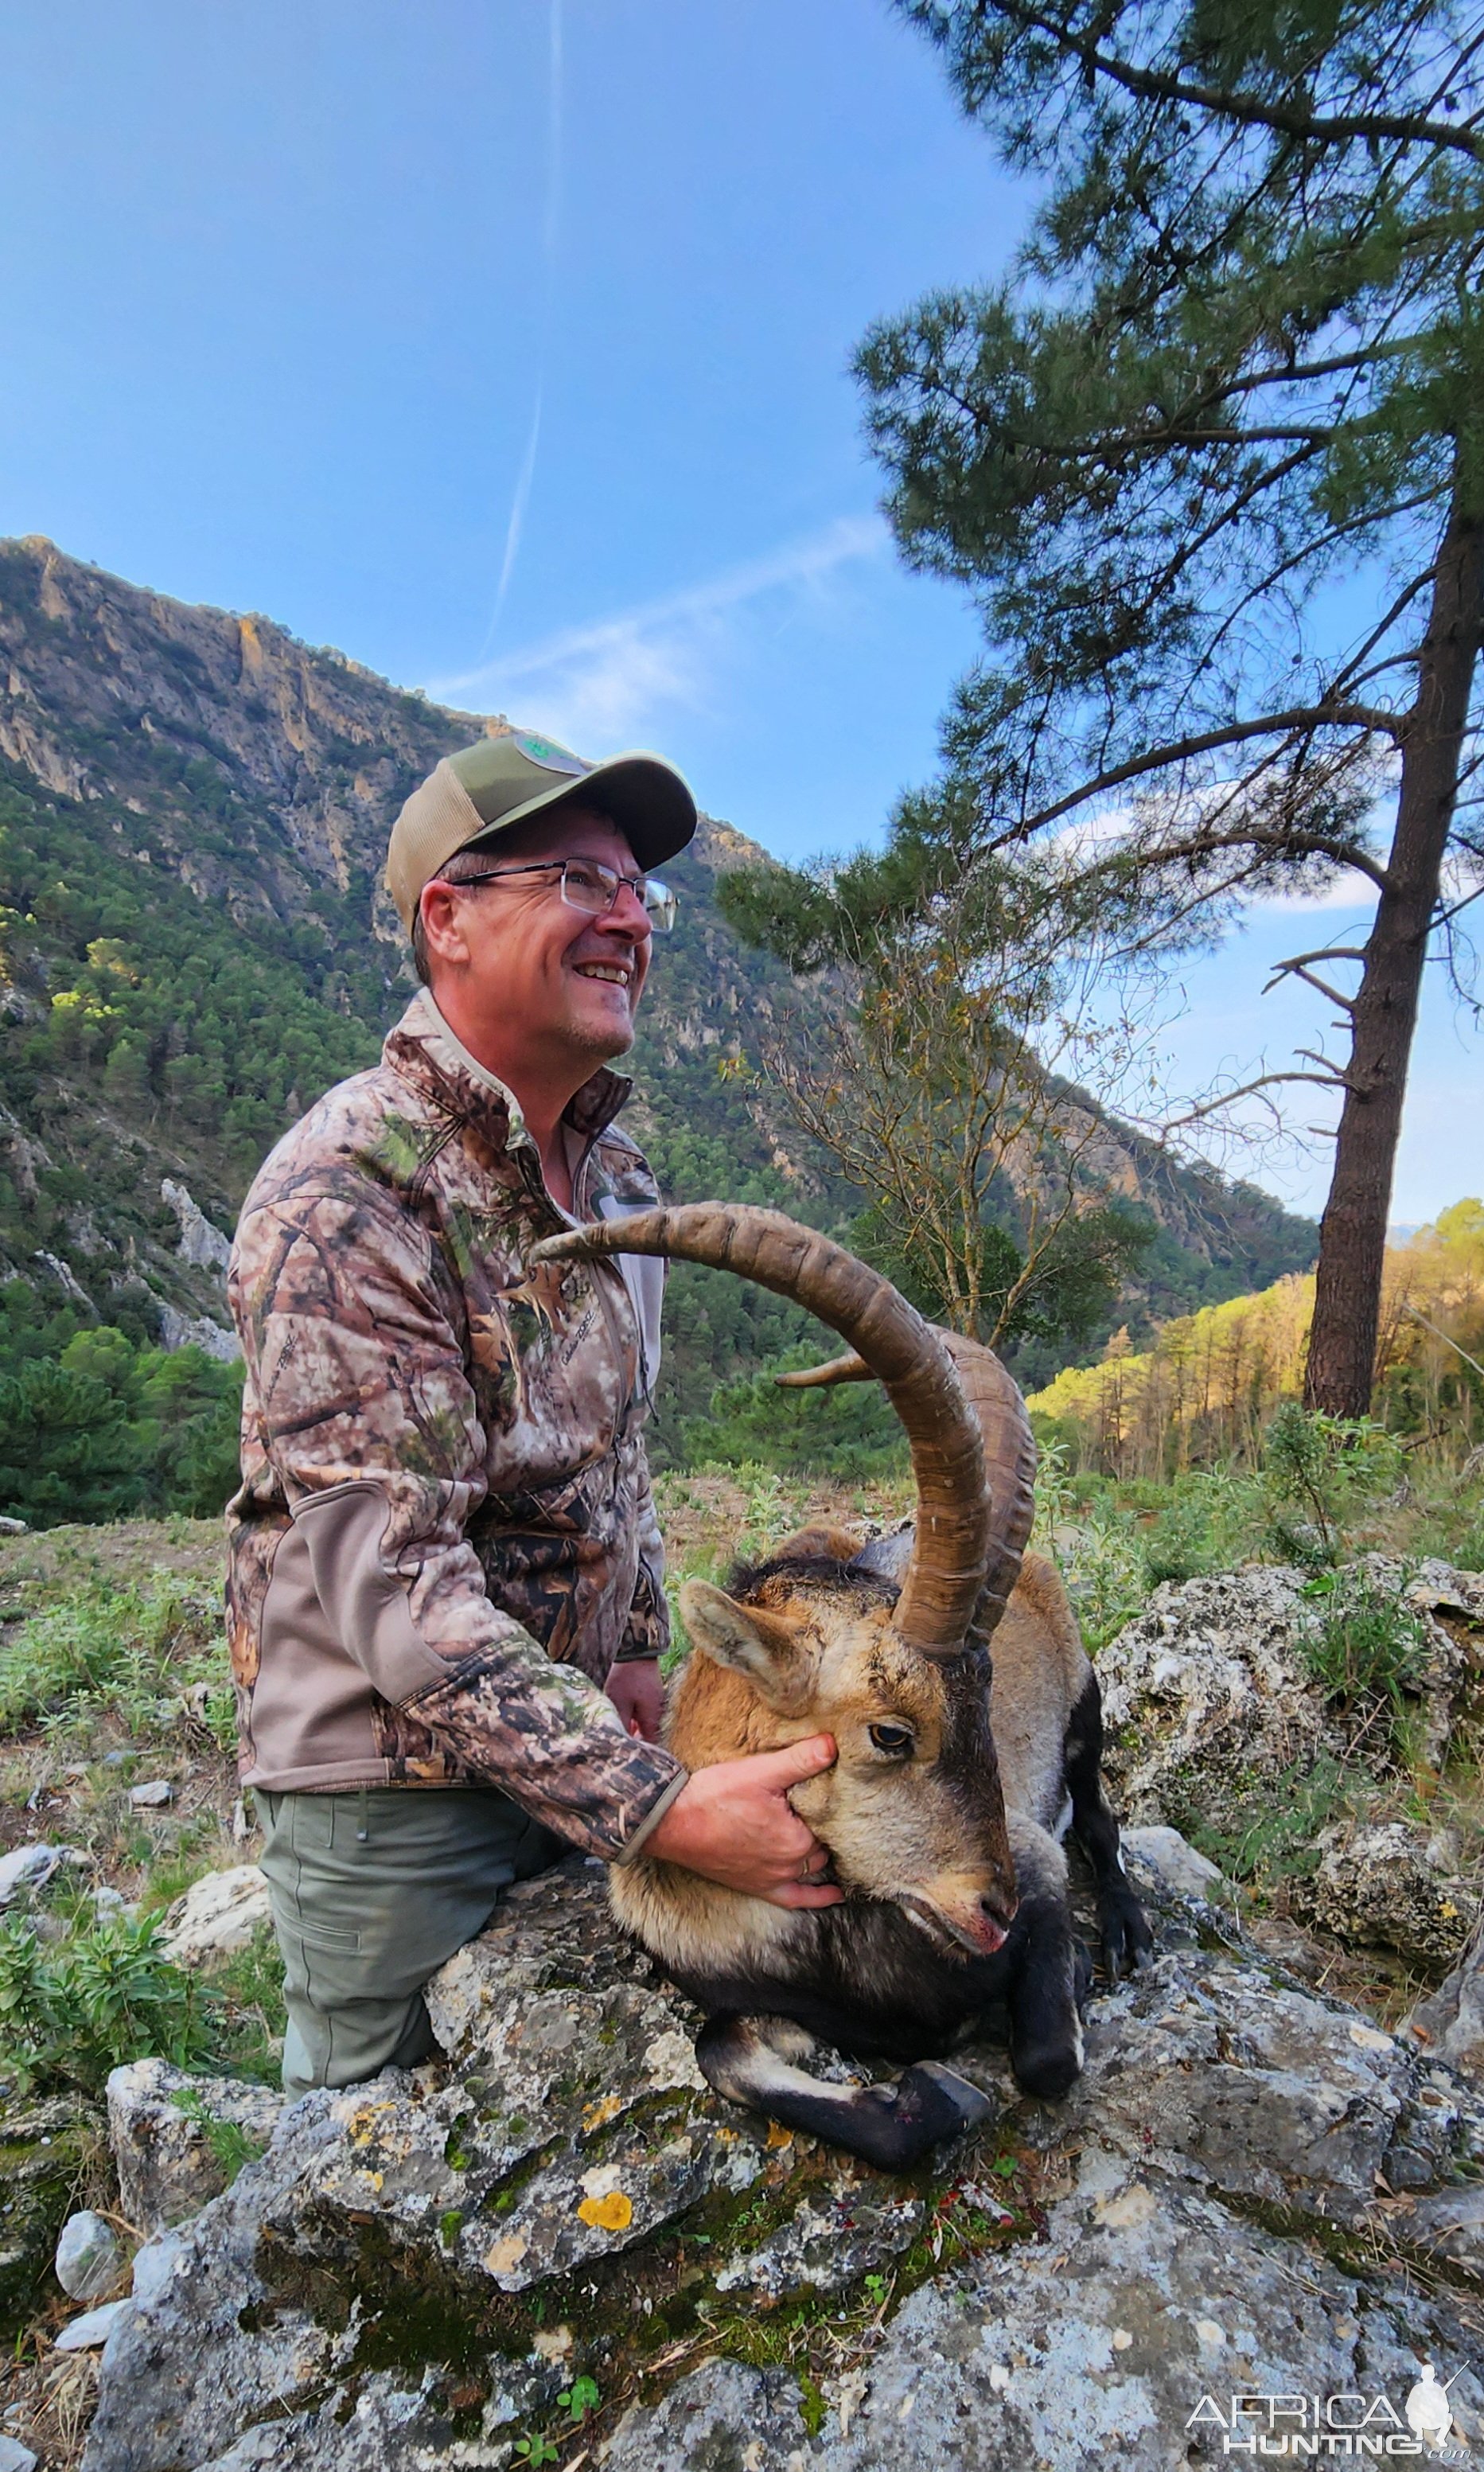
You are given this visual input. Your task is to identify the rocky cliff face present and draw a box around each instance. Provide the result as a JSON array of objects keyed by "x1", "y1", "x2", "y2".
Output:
[{"x1": 0, "y1": 536, "x2": 1316, "y2": 1409}]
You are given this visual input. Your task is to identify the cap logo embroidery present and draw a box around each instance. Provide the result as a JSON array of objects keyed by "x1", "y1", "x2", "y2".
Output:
[{"x1": 512, "y1": 731, "x2": 590, "y2": 776}]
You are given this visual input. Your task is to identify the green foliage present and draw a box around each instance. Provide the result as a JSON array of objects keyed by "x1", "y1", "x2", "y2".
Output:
[
  {"x1": 1174, "y1": 1754, "x2": 1359, "y2": 1893},
  {"x1": 0, "y1": 1296, "x2": 242, "y2": 1527},
  {"x1": 556, "y1": 2376, "x2": 601, "y2": 2427},
  {"x1": 857, "y1": 1195, "x2": 1154, "y2": 1352},
  {"x1": 1263, "y1": 1406, "x2": 1404, "y2": 1564},
  {"x1": 677, "y1": 1345, "x2": 907, "y2": 1480},
  {"x1": 0, "y1": 766, "x2": 380, "y2": 1195},
  {"x1": 859, "y1": 0, "x2": 1482, "y2": 854},
  {"x1": 169, "y1": 2084, "x2": 265, "y2": 2186},
  {"x1": 0, "y1": 1911, "x2": 208, "y2": 2095},
  {"x1": 1297, "y1": 1569, "x2": 1431, "y2": 1751},
  {"x1": 1035, "y1": 1436, "x2": 1484, "y2": 1646},
  {"x1": 0, "y1": 1571, "x2": 231, "y2": 1746}
]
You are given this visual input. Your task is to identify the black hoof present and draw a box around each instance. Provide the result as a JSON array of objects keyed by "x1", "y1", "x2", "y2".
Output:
[
  {"x1": 1011, "y1": 2037, "x2": 1083, "y2": 2101},
  {"x1": 1100, "y1": 1893, "x2": 1155, "y2": 1978}
]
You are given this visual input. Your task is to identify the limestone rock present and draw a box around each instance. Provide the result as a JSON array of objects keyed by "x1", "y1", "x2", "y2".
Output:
[
  {"x1": 80, "y1": 1862, "x2": 1484, "y2": 2472},
  {"x1": 601, "y1": 2174, "x2": 1484, "y2": 2470},
  {"x1": 158, "y1": 1868, "x2": 273, "y2": 1970},
  {"x1": 107, "y1": 2060, "x2": 286, "y2": 2235},
  {"x1": 54, "y1": 2210, "x2": 123, "y2": 2302},
  {"x1": 156, "y1": 1305, "x2": 241, "y2": 1364},
  {"x1": 1296, "y1": 1819, "x2": 1474, "y2": 1966},
  {"x1": 1096, "y1": 1562, "x2": 1483, "y2": 1965},
  {"x1": 1407, "y1": 1901, "x2": 1484, "y2": 2081},
  {"x1": 55, "y1": 2298, "x2": 134, "y2": 2353},
  {"x1": 0, "y1": 2434, "x2": 41, "y2": 2471},
  {"x1": 0, "y1": 1843, "x2": 72, "y2": 1906},
  {"x1": 160, "y1": 1181, "x2": 232, "y2": 1277},
  {"x1": 0, "y1": 2098, "x2": 99, "y2": 2336},
  {"x1": 1120, "y1": 1823, "x2": 1233, "y2": 1909}
]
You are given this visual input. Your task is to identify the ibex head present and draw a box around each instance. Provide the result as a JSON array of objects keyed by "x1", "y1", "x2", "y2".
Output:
[{"x1": 534, "y1": 1206, "x2": 1038, "y2": 1944}]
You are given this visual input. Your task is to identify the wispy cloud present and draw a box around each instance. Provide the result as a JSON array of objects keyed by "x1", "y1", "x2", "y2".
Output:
[
  {"x1": 478, "y1": 0, "x2": 563, "y2": 662},
  {"x1": 432, "y1": 513, "x2": 886, "y2": 748}
]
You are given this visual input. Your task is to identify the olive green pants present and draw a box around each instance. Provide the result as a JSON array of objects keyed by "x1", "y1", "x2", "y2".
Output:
[{"x1": 255, "y1": 1787, "x2": 566, "y2": 2097}]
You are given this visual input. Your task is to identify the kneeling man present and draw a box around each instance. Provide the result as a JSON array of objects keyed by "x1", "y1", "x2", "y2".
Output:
[{"x1": 227, "y1": 730, "x2": 839, "y2": 2094}]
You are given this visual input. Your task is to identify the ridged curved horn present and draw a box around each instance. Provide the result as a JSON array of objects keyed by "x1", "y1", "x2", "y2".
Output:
[
  {"x1": 778, "y1": 1338, "x2": 1037, "y2": 1626},
  {"x1": 775, "y1": 1354, "x2": 872, "y2": 1387},
  {"x1": 531, "y1": 1207, "x2": 990, "y2": 1657}
]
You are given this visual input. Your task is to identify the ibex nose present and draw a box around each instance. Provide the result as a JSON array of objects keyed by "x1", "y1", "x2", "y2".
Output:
[{"x1": 980, "y1": 1886, "x2": 1018, "y2": 1936}]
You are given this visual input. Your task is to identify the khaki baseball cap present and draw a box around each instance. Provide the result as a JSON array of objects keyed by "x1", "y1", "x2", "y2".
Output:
[{"x1": 386, "y1": 727, "x2": 698, "y2": 933}]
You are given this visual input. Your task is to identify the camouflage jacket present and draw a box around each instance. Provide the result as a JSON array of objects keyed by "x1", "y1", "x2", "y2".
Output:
[{"x1": 224, "y1": 989, "x2": 686, "y2": 1863}]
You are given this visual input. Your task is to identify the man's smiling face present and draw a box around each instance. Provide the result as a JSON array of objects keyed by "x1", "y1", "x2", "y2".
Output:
[{"x1": 420, "y1": 804, "x2": 654, "y2": 1082}]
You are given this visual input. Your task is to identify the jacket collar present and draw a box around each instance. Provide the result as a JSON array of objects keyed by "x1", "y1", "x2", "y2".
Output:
[{"x1": 383, "y1": 989, "x2": 633, "y2": 1155}]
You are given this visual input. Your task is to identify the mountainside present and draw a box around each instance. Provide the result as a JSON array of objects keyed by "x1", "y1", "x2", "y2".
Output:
[{"x1": 0, "y1": 535, "x2": 1316, "y2": 1448}]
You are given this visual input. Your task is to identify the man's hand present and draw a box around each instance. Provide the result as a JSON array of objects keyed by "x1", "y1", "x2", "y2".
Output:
[
  {"x1": 641, "y1": 1736, "x2": 843, "y2": 1908},
  {"x1": 605, "y1": 1658, "x2": 665, "y2": 1743}
]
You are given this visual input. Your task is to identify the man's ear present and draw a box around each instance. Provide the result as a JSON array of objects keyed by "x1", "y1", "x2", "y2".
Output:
[
  {"x1": 419, "y1": 879, "x2": 472, "y2": 973},
  {"x1": 678, "y1": 1582, "x2": 814, "y2": 1714}
]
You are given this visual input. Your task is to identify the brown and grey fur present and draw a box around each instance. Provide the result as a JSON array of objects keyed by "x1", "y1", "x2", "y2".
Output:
[
  {"x1": 529, "y1": 1205, "x2": 1146, "y2": 2169},
  {"x1": 612, "y1": 1534, "x2": 1151, "y2": 2170}
]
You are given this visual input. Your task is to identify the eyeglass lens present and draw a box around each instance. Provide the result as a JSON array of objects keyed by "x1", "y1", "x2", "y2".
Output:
[{"x1": 561, "y1": 861, "x2": 676, "y2": 934}]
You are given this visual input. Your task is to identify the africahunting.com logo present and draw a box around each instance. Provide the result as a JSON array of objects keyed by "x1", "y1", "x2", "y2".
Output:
[{"x1": 1188, "y1": 2366, "x2": 1467, "y2": 2458}]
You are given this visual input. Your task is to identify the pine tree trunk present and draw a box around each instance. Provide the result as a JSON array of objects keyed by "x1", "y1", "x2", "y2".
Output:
[{"x1": 1303, "y1": 489, "x2": 1483, "y2": 1417}]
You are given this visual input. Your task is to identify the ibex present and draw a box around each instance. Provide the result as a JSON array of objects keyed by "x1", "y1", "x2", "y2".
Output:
[{"x1": 536, "y1": 1207, "x2": 1151, "y2": 2170}]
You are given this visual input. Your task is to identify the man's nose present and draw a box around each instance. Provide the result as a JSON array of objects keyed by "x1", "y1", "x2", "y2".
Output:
[{"x1": 599, "y1": 881, "x2": 652, "y2": 937}]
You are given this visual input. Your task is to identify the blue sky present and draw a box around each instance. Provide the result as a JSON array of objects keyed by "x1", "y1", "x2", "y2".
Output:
[{"x1": 0, "y1": 0, "x2": 1476, "y2": 1223}]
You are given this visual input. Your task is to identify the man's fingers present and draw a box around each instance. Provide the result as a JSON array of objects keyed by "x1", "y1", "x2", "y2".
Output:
[
  {"x1": 750, "y1": 1733, "x2": 837, "y2": 1791},
  {"x1": 769, "y1": 1880, "x2": 845, "y2": 1910}
]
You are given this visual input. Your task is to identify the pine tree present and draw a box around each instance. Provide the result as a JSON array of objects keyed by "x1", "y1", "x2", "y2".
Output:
[{"x1": 845, "y1": 0, "x2": 1484, "y2": 1413}]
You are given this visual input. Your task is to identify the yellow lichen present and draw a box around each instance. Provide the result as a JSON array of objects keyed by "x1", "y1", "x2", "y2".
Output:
[
  {"x1": 576, "y1": 2190, "x2": 633, "y2": 2232},
  {"x1": 581, "y1": 2095, "x2": 625, "y2": 2135}
]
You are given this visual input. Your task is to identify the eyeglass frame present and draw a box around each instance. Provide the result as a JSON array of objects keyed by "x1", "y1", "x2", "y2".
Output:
[{"x1": 434, "y1": 856, "x2": 678, "y2": 934}]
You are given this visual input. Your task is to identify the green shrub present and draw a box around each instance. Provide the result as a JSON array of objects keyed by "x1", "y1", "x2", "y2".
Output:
[
  {"x1": 0, "y1": 1911, "x2": 208, "y2": 2095},
  {"x1": 1174, "y1": 1753, "x2": 1357, "y2": 1890},
  {"x1": 1262, "y1": 1406, "x2": 1405, "y2": 1562},
  {"x1": 1297, "y1": 1569, "x2": 1431, "y2": 1755},
  {"x1": 677, "y1": 1346, "x2": 906, "y2": 1480},
  {"x1": 0, "y1": 1308, "x2": 243, "y2": 1528}
]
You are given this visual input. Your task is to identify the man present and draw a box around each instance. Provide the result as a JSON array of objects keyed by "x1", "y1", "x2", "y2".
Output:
[{"x1": 227, "y1": 728, "x2": 840, "y2": 2096}]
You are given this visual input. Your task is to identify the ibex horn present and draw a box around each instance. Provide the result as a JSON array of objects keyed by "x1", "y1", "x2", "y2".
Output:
[
  {"x1": 777, "y1": 1337, "x2": 1037, "y2": 1627},
  {"x1": 531, "y1": 1206, "x2": 1002, "y2": 1657}
]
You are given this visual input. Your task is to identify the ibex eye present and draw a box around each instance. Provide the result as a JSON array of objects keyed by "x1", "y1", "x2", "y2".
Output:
[{"x1": 869, "y1": 1723, "x2": 914, "y2": 1757}]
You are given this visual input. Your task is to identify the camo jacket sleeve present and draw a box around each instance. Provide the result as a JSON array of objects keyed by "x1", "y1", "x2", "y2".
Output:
[{"x1": 232, "y1": 1173, "x2": 687, "y2": 1862}]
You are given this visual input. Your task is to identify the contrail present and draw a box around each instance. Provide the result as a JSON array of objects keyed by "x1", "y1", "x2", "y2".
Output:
[{"x1": 480, "y1": 0, "x2": 562, "y2": 665}]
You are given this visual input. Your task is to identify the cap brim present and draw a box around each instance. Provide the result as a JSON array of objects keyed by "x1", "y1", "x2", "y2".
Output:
[{"x1": 465, "y1": 751, "x2": 697, "y2": 875}]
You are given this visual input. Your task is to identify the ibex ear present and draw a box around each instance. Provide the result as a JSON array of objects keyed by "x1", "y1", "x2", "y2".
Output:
[
  {"x1": 773, "y1": 1521, "x2": 863, "y2": 1563},
  {"x1": 678, "y1": 1582, "x2": 814, "y2": 1713}
]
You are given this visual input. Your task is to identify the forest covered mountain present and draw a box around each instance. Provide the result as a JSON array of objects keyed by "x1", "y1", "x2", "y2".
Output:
[{"x1": 0, "y1": 536, "x2": 1317, "y2": 1475}]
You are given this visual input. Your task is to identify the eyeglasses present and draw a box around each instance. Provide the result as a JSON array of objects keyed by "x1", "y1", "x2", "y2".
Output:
[{"x1": 444, "y1": 857, "x2": 677, "y2": 934}]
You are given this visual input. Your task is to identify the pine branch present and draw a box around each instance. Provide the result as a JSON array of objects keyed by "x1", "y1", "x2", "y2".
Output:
[
  {"x1": 982, "y1": 0, "x2": 1484, "y2": 161},
  {"x1": 997, "y1": 702, "x2": 1406, "y2": 844}
]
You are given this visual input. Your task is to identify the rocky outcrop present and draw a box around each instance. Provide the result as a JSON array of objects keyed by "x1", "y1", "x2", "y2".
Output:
[
  {"x1": 80, "y1": 1853, "x2": 1484, "y2": 2472},
  {"x1": 107, "y1": 2061, "x2": 286, "y2": 2237},
  {"x1": 1409, "y1": 1902, "x2": 1484, "y2": 2082},
  {"x1": 1096, "y1": 1561, "x2": 1484, "y2": 1968}
]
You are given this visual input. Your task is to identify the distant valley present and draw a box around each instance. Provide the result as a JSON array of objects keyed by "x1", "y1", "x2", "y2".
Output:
[{"x1": 0, "y1": 536, "x2": 1317, "y2": 1454}]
